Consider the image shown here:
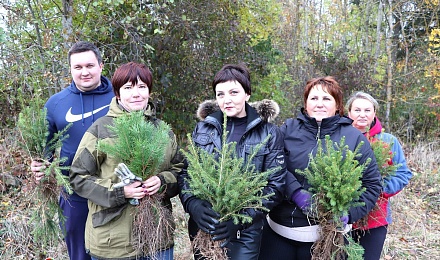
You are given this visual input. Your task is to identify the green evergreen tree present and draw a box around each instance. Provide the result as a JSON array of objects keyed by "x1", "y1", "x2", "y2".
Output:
[
  {"x1": 297, "y1": 135, "x2": 369, "y2": 260},
  {"x1": 182, "y1": 113, "x2": 280, "y2": 258},
  {"x1": 17, "y1": 99, "x2": 72, "y2": 248},
  {"x1": 97, "y1": 111, "x2": 171, "y2": 179},
  {"x1": 97, "y1": 110, "x2": 173, "y2": 255}
]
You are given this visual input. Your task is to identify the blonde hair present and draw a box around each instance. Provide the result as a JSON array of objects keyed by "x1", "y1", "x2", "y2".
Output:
[{"x1": 346, "y1": 91, "x2": 379, "y2": 112}]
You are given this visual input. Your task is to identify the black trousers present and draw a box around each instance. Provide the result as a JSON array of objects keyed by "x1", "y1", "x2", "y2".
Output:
[
  {"x1": 258, "y1": 220, "x2": 313, "y2": 260},
  {"x1": 352, "y1": 225, "x2": 388, "y2": 260},
  {"x1": 188, "y1": 217, "x2": 263, "y2": 260}
]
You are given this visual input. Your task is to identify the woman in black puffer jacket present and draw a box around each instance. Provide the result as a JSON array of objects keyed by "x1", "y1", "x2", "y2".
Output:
[
  {"x1": 179, "y1": 64, "x2": 286, "y2": 260},
  {"x1": 259, "y1": 76, "x2": 382, "y2": 260}
]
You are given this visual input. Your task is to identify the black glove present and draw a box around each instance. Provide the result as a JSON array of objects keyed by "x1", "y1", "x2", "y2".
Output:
[
  {"x1": 211, "y1": 219, "x2": 244, "y2": 248},
  {"x1": 187, "y1": 198, "x2": 220, "y2": 233}
]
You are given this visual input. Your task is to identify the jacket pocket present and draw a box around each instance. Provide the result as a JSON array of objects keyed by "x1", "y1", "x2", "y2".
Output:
[
  {"x1": 92, "y1": 204, "x2": 128, "y2": 228},
  {"x1": 243, "y1": 144, "x2": 270, "y2": 171},
  {"x1": 193, "y1": 133, "x2": 215, "y2": 153}
]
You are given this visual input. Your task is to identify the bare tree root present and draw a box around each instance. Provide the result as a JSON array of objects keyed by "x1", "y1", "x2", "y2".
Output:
[
  {"x1": 312, "y1": 221, "x2": 346, "y2": 260},
  {"x1": 192, "y1": 231, "x2": 228, "y2": 260},
  {"x1": 132, "y1": 194, "x2": 175, "y2": 259}
]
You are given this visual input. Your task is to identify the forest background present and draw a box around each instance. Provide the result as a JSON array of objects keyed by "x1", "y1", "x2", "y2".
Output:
[{"x1": 0, "y1": 0, "x2": 439, "y2": 259}]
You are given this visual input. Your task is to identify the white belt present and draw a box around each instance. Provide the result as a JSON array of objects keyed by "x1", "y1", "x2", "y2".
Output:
[
  {"x1": 267, "y1": 215, "x2": 320, "y2": 242},
  {"x1": 267, "y1": 215, "x2": 352, "y2": 243}
]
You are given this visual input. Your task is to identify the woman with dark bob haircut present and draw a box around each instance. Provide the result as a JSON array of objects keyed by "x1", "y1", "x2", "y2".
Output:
[
  {"x1": 70, "y1": 62, "x2": 184, "y2": 260},
  {"x1": 179, "y1": 63, "x2": 287, "y2": 259},
  {"x1": 259, "y1": 76, "x2": 382, "y2": 259}
]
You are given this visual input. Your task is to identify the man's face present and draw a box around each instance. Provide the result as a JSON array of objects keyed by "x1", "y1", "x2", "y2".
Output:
[{"x1": 70, "y1": 51, "x2": 103, "y2": 92}]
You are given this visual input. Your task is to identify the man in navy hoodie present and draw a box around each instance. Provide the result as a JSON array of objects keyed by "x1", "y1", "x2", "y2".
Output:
[{"x1": 30, "y1": 41, "x2": 114, "y2": 260}]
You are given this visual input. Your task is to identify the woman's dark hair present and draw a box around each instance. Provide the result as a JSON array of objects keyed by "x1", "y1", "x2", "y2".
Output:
[
  {"x1": 111, "y1": 62, "x2": 153, "y2": 98},
  {"x1": 212, "y1": 63, "x2": 251, "y2": 95},
  {"x1": 303, "y1": 76, "x2": 344, "y2": 116}
]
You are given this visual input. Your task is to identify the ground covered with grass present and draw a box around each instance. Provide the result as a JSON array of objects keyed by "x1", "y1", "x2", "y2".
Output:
[{"x1": 1, "y1": 128, "x2": 439, "y2": 259}]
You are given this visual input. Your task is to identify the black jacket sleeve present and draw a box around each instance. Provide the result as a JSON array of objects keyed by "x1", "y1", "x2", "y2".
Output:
[
  {"x1": 348, "y1": 134, "x2": 382, "y2": 223},
  {"x1": 260, "y1": 124, "x2": 287, "y2": 211}
]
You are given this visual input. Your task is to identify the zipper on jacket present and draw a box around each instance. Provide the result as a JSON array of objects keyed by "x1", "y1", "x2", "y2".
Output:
[
  {"x1": 308, "y1": 125, "x2": 321, "y2": 168},
  {"x1": 315, "y1": 125, "x2": 321, "y2": 140}
]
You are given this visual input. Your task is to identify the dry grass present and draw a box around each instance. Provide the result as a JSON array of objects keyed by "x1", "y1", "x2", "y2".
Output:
[
  {"x1": 1, "y1": 130, "x2": 439, "y2": 259},
  {"x1": 381, "y1": 141, "x2": 440, "y2": 260}
]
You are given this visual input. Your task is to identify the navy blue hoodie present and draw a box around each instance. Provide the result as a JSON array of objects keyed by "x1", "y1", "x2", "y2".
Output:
[{"x1": 44, "y1": 76, "x2": 114, "y2": 178}]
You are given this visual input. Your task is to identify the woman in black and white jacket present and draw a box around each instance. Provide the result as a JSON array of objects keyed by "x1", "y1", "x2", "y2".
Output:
[{"x1": 259, "y1": 76, "x2": 382, "y2": 260}]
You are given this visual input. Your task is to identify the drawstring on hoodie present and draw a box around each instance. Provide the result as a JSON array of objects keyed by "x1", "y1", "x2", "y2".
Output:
[
  {"x1": 79, "y1": 93, "x2": 97, "y2": 125},
  {"x1": 92, "y1": 95, "x2": 95, "y2": 122},
  {"x1": 80, "y1": 92, "x2": 85, "y2": 126}
]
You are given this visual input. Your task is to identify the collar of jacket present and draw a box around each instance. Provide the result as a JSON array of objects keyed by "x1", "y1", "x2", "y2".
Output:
[
  {"x1": 367, "y1": 116, "x2": 383, "y2": 137},
  {"x1": 298, "y1": 108, "x2": 353, "y2": 137},
  {"x1": 197, "y1": 99, "x2": 279, "y2": 134},
  {"x1": 196, "y1": 99, "x2": 280, "y2": 123},
  {"x1": 69, "y1": 76, "x2": 113, "y2": 95}
]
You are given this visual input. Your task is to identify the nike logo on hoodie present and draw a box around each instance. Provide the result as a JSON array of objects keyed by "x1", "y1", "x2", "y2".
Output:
[{"x1": 65, "y1": 105, "x2": 110, "y2": 123}]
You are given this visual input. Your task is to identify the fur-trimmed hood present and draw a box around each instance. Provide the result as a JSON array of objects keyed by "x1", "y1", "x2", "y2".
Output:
[{"x1": 196, "y1": 99, "x2": 280, "y2": 123}]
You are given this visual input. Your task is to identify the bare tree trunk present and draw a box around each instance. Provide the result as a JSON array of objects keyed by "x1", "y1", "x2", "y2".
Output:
[
  {"x1": 61, "y1": 0, "x2": 74, "y2": 49},
  {"x1": 396, "y1": 7, "x2": 409, "y2": 74},
  {"x1": 385, "y1": 0, "x2": 394, "y2": 131},
  {"x1": 363, "y1": 1, "x2": 372, "y2": 54},
  {"x1": 374, "y1": 0, "x2": 384, "y2": 75},
  {"x1": 60, "y1": 0, "x2": 74, "y2": 89},
  {"x1": 302, "y1": 0, "x2": 310, "y2": 50}
]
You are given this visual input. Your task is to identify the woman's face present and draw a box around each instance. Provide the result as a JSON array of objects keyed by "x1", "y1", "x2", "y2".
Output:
[
  {"x1": 215, "y1": 80, "x2": 250, "y2": 118},
  {"x1": 305, "y1": 85, "x2": 337, "y2": 122},
  {"x1": 118, "y1": 78, "x2": 150, "y2": 111},
  {"x1": 348, "y1": 98, "x2": 376, "y2": 133}
]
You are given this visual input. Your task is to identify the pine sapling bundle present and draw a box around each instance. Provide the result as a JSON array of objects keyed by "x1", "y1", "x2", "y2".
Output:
[
  {"x1": 182, "y1": 113, "x2": 279, "y2": 259},
  {"x1": 296, "y1": 135, "x2": 369, "y2": 260},
  {"x1": 17, "y1": 101, "x2": 73, "y2": 247},
  {"x1": 97, "y1": 111, "x2": 172, "y2": 257}
]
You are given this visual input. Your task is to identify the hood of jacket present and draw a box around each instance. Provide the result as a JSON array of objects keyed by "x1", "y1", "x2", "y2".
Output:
[
  {"x1": 297, "y1": 108, "x2": 354, "y2": 138},
  {"x1": 67, "y1": 75, "x2": 113, "y2": 95},
  {"x1": 196, "y1": 99, "x2": 280, "y2": 123},
  {"x1": 368, "y1": 116, "x2": 383, "y2": 137}
]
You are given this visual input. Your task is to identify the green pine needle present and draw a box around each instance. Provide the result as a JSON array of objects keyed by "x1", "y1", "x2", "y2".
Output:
[
  {"x1": 296, "y1": 135, "x2": 369, "y2": 258},
  {"x1": 17, "y1": 99, "x2": 73, "y2": 247},
  {"x1": 97, "y1": 110, "x2": 171, "y2": 179},
  {"x1": 182, "y1": 113, "x2": 279, "y2": 225},
  {"x1": 296, "y1": 135, "x2": 368, "y2": 219}
]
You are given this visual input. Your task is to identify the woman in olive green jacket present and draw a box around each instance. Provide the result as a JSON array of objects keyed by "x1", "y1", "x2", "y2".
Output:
[{"x1": 70, "y1": 62, "x2": 183, "y2": 260}]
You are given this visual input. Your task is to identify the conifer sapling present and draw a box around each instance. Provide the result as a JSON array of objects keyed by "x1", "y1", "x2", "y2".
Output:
[
  {"x1": 296, "y1": 135, "x2": 369, "y2": 260},
  {"x1": 97, "y1": 110, "x2": 173, "y2": 256},
  {"x1": 17, "y1": 99, "x2": 73, "y2": 248},
  {"x1": 182, "y1": 113, "x2": 279, "y2": 259}
]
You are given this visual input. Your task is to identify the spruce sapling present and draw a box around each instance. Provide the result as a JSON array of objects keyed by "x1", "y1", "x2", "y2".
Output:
[
  {"x1": 182, "y1": 113, "x2": 279, "y2": 259},
  {"x1": 17, "y1": 100, "x2": 72, "y2": 248},
  {"x1": 97, "y1": 110, "x2": 173, "y2": 256},
  {"x1": 296, "y1": 135, "x2": 369, "y2": 260}
]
